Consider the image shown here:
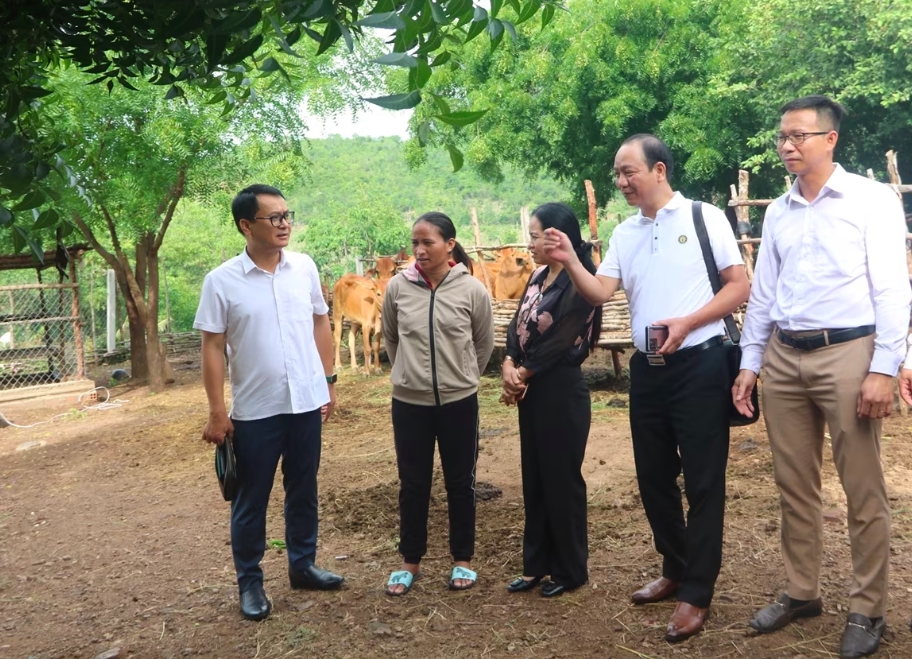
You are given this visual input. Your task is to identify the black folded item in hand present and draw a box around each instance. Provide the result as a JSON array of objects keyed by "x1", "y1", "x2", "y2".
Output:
[{"x1": 215, "y1": 435, "x2": 238, "y2": 501}]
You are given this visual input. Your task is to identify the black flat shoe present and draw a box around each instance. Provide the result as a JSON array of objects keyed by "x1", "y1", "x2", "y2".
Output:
[
  {"x1": 541, "y1": 580, "x2": 584, "y2": 598},
  {"x1": 289, "y1": 564, "x2": 345, "y2": 591},
  {"x1": 507, "y1": 576, "x2": 543, "y2": 593},
  {"x1": 239, "y1": 583, "x2": 271, "y2": 621},
  {"x1": 839, "y1": 613, "x2": 885, "y2": 659},
  {"x1": 749, "y1": 593, "x2": 823, "y2": 634}
]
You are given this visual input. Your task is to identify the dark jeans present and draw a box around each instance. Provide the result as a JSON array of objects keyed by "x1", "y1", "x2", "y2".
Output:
[
  {"x1": 517, "y1": 364, "x2": 590, "y2": 587},
  {"x1": 392, "y1": 394, "x2": 479, "y2": 564},
  {"x1": 230, "y1": 410, "x2": 322, "y2": 590},
  {"x1": 629, "y1": 344, "x2": 730, "y2": 608}
]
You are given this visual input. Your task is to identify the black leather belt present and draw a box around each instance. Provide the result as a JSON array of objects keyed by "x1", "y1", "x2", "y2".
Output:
[
  {"x1": 642, "y1": 336, "x2": 724, "y2": 366},
  {"x1": 777, "y1": 325, "x2": 875, "y2": 351}
]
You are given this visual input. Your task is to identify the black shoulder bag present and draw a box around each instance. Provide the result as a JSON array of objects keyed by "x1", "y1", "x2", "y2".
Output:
[{"x1": 691, "y1": 201, "x2": 760, "y2": 427}]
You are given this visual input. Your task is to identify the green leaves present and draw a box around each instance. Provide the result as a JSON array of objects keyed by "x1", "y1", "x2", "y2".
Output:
[
  {"x1": 364, "y1": 91, "x2": 422, "y2": 110},
  {"x1": 446, "y1": 144, "x2": 464, "y2": 171},
  {"x1": 11, "y1": 190, "x2": 46, "y2": 212},
  {"x1": 435, "y1": 110, "x2": 489, "y2": 127},
  {"x1": 33, "y1": 209, "x2": 60, "y2": 230},
  {"x1": 355, "y1": 12, "x2": 407, "y2": 29},
  {"x1": 374, "y1": 52, "x2": 419, "y2": 68}
]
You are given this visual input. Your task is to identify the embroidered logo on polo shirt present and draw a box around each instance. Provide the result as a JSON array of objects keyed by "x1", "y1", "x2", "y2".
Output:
[{"x1": 678, "y1": 235, "x2": 688, "y2": 244}]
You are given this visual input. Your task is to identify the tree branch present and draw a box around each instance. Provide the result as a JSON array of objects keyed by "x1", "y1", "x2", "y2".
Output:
[
  {"x1": 154, "y1": 169, "x2": 186, "y2": 252},
  {"x1": 72, "y1": 211, "x2": 118, "y2": 270},
  {"x1": 100, "y1": 205, "x2": 130, "y2": 266}
]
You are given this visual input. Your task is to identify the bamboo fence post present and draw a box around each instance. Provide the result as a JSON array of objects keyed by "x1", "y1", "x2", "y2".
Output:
[
  {"x1": 888, "y1": 151, "x2": 912, "y2": 416},
  {"x1": 583, "y1": 179, "x2": 620, "y2": 376},
  {"x1": 519, "y1": 206, "x2": 531, "y2": 245},
  {"x1": 470, "y1": 207, "x2": 493, "y2": 295},
  {"x1": 69, "y1": 258, "x2": 86, "y2": 379},
  {"x1": 584, "y1": 180, "x2": 601, "y2": 266},
  {"x1": 88, "y1": 261, "x2": 98, "y2": 365},
  {"x1": 732, "y1": 170, "x2": 755, "y2": 280}
]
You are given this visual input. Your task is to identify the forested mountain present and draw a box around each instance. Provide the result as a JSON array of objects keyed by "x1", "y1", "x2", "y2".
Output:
[
  {"x1": 135, "y1": 135, "x2": 577, "y2": 333},
  {"x1": 286, "y1": 135, "x2": 572, "y2": 279}
]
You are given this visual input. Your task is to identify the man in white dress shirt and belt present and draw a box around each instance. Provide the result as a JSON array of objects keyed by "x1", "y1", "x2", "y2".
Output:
[
  {"x1": 195, "y1": 184, "x2": 344, "y2": 621},
  {"x1": 733, "y1": 96, "x2": 910, "y2": 659},
  {"x1": 546, "y1": 134, "x2": 750, "y2": 642}
]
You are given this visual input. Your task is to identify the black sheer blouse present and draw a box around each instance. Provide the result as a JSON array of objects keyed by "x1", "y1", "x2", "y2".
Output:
[{"x1": 506, "y1": 266, "x2": 598, "y2": 375}]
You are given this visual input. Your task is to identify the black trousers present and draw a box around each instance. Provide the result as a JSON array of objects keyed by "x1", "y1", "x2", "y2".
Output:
[
  {"x1": 629, "y1": 344, "x2": 730, "y2": 608},
  {"x1": 230, "y1": 411, "x2": 322, "y2": 591},
  {"x1": 392, "y1": 394, "x2": 479, "y2": 564},
  {"x1": 517, "y1": 364, "x2": 590, "y2": 587}
]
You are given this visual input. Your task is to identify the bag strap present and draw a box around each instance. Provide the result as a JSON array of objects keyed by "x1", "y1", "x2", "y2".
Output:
[{"x1": 691, "y1": 200, "x2": 741, "y2": 345}]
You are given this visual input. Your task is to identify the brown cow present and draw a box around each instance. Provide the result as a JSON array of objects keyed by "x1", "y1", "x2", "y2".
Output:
[
  {"x1": 470, "y1": 255, "x2": 500, "y2": 295},
  {"x1": 492, "y1": 247, "x2": 534, "y2": 299},
  {"x1": 366, "y1": 250, "x2": 407, "y2": 295},
  {"x1": 332, "y1": 274, "x2": 383, "y2": 375}
]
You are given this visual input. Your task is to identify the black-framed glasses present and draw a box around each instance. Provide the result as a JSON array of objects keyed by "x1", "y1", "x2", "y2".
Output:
[
  {"x1": 252, "y1": 210, "x2": 295, "y2": 227},
  {"x1": 774, "y1": 132, "x2": 829, "y2": 147}
]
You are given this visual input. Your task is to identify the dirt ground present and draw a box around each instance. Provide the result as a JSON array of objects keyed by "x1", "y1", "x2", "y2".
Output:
[{"x1": 4, "y1": 351, "x2": 912, "y2": 659}]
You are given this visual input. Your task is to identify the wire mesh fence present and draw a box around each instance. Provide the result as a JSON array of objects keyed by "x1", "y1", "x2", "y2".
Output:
[{"x1": 0, "y1": 284, "x2": 85, "y2": 390}]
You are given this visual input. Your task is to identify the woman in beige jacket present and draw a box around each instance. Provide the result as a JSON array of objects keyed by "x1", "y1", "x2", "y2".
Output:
[{"x1": 381, "y1": 211, "x2": 494, "y2": 595}]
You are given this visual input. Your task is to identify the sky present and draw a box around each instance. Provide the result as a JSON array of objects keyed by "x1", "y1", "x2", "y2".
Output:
[{"x1": 302, "y1": 104, "x2": 412, "y2": 140}]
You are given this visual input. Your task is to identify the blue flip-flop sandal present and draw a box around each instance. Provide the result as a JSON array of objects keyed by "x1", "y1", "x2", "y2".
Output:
[
  {"x1": 448, "y1": 566, "x2": 477, "y2": 591},
  {"x1": 386, "y1": 570, "x2": 417, "y2": 596}
]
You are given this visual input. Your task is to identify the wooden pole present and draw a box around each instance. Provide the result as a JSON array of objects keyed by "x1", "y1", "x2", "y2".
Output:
[
  {"x1": 734, "y1": 170, "x2": 755, "y2": 281},
  {"x1": 106, "y1": 269, "x2": 116, "y2": 353},
  {"x1": 519, "y1": 206, "x2": 531, "y2": 245},
  {"x1": 584, "y1": 180, "x2": 600, "y2": 265},
  {"x1": 162, "y1": 255, "x2": 172, "y2": 336},
  {"x1": 88, "y1": 261, "x2": 98, "y2": 365},
  {"x1": 470, "y1": 207, "x2": 493, "y2": 295},
  {"x1": 6, "y1": 291, "x2": 13, "y2": 349},
  {"x1": 70, "y1": 258, "x2": 86, "y2": 379}
]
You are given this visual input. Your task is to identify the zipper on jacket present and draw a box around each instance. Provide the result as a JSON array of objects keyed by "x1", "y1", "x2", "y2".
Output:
[
  {"x1": 428, "y1": 286, "x2": 440, "y2": 406},
  {"x1": 427, "y1": 270, "x2": 452, "y2": 407}
]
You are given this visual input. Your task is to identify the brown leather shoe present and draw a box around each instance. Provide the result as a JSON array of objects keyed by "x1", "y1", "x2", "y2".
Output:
[
  {"x1": 631, "y1": 577, "x2": 679, "y2": 605},
  {"x1": 665, "y1": 601, "x2": 710, "y2": 643}
]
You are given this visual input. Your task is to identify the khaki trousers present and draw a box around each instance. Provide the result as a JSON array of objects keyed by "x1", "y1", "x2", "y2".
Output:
[{"x1": 762, "y1": 333, "x2": 889, "y2": 618}]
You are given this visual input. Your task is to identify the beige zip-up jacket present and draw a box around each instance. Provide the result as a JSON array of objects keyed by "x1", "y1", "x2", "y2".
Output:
[{"x1": 382, "y1": 262, "x2": 494, "y2": 406}]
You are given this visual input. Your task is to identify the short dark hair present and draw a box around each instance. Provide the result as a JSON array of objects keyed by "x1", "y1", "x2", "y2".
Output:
[
  {"x1": 231, "y1": 184, "x2": 285, "y2": 235},
  {"x1": 780, "y1": 95, "x2": 845, "y2": 132},
  {"x1": 621, "y1": 134, "x2": 675, "y2": 180}
]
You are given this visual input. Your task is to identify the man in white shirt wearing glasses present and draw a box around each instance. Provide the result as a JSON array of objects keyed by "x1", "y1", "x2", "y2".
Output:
[
  {"x1": 733, "y1": 96, "x2": 910, "y2": 659},
  {"x1": 195, "y1": 184, "x2": 343, "y2": 622}
]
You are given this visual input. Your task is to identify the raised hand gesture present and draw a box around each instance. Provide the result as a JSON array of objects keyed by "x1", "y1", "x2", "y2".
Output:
[{"x1": 543, "y1": 228, "x2": 577, "y2": 265}]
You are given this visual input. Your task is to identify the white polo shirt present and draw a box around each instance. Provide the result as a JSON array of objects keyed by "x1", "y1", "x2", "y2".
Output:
[
  {"x1": 598, "y1": 192, "x2": 743, "y2": 353},
  {"x1": 193, "y1": 249, "x2": 330, "y2": 421}
]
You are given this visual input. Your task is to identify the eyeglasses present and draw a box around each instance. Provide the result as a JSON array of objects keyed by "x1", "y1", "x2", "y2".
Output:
[
  {"x1": 774, "y1": 132, "x2": 829, "y2": 147},
  {"x1": 252, "y1": 211, "x2": 295, "y2": 227}
]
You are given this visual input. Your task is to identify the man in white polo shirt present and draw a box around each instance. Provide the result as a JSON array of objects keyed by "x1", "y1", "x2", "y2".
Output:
[
  {"x1": 544, "y1": 134, "x2": 749, "y2": 642},
  {"x1": 195, "y1": 184, "x2": 343, "y2": 621},
  {"x1": 733, "y1": 96, "x2": 910, "y2": 659}
]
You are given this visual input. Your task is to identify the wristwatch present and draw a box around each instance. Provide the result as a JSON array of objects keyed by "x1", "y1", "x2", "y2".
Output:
[{"x1": 326, "y1": 373, "x2": 337, "y2": 384}]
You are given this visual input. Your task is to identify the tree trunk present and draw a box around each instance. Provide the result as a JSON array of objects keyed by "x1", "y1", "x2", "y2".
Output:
[{"x1": 72, "y1": 170, "x2": 184, "y2": 392}]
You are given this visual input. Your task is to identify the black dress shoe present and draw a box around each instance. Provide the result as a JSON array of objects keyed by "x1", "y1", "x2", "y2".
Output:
[
  {"x1": 839, "y1": 613, "x2": 885, "y2": 659},
  {"x1": 289, "y1": 564, "x2": 345, "y2": 591},
  {"x1": 541, "y1": 580, "x2": 584, "y2": 598},
  {"x1": 749, "y1": 593, "x2": 822, "y2": 633},
  {"x1": 239, "y1": 583, "x2": 271, "y2": 621},
  {"x1": 507, "y1": 576, "x2": 543, "y2": 593}
]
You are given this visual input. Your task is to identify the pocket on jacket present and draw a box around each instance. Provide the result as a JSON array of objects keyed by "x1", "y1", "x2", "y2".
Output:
[{"x1": 462, "y1": 340, "x2": 479, "y2": 381}]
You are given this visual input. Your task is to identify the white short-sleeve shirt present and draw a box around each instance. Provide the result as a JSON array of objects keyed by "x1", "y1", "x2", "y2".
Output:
[
  {"x1": 193, "y1": 248, "x2": 330, "y2": 421},
  {"x1": 597, "y1": 192, "x2": 744, "y2": 352}
]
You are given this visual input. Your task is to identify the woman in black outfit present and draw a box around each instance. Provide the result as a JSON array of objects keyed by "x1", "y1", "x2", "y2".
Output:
[{"x1": 501, "y1": 202, "x2": 601, "y2": 597}]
